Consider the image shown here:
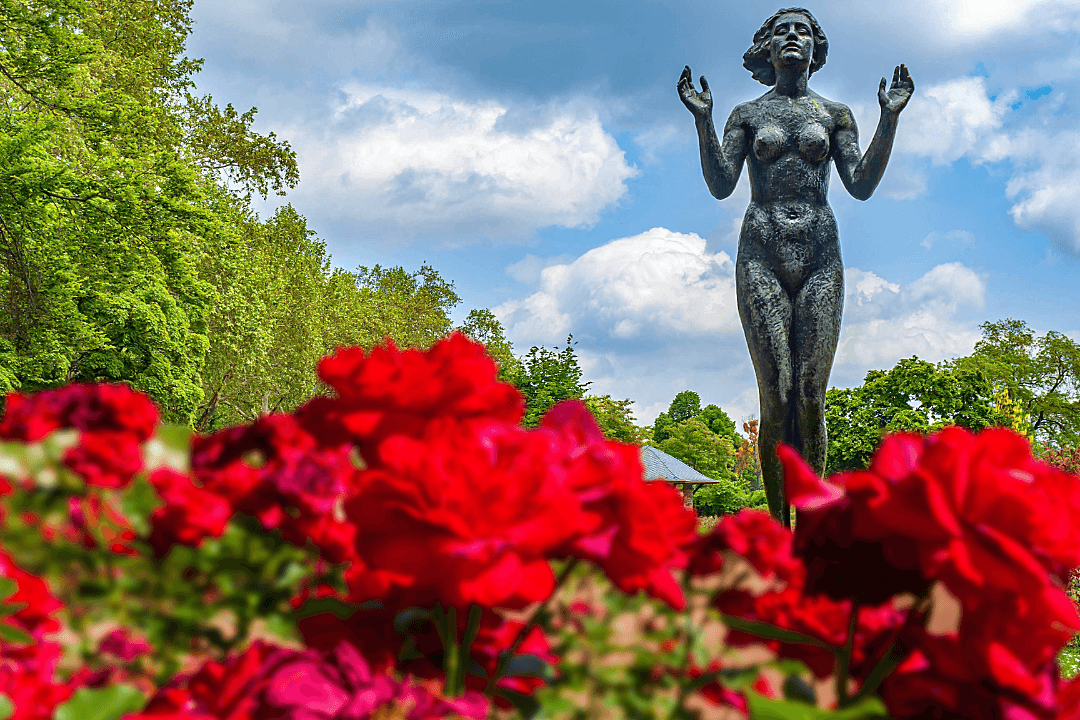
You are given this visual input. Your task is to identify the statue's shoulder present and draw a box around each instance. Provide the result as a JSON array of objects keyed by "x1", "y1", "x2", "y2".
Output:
[
  {"x1": 811, "y1": 92, "x2": 856, "y2": 127},
  {"x1": 728, "y1": 92, "x2": 773, "y2": 124}
]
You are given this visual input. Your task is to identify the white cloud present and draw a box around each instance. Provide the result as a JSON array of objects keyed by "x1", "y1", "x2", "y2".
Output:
[
  {"x1": 633, "y1": 123, "x2": 680, "y2": 164},
  {"x1": 920, "y1": 0, "x2": 1067, "y2": 41},
  {"x1": 494, "y1": 227, "x2": 739, "y2": 346},
  {"x1": 835, "y1": 264, "x2": 986, "y2": 374},
  {"x1": 995, "y1": 127, "x2": 1080, "y2": 252},
  {"x1": 504, "y1": 253, "x2": 573, "y2": 284},
  {"x1": 278, "y1": 85, "x2": 638, "y2": 243},
  {"x1": 892, "y1": 77, "x2": 1012, "y2": 166},
  {"x1": 921, "y1": 230, "x2": 975, "y2": 249}
]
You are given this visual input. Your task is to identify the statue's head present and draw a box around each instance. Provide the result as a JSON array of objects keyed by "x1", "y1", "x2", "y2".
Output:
[{"x1": 742, "y1": 8, "x2": 829, "y2": 86}]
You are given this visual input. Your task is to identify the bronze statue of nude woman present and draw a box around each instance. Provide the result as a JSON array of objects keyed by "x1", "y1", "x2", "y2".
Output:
[{"x1": 678, "y1": 8, "x2": 913, "y2": 528}]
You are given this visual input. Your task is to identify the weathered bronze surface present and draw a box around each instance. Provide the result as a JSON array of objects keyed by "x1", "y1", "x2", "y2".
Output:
[{"x1": 678, "y1": 8, "x2": 913, "y2": 527}]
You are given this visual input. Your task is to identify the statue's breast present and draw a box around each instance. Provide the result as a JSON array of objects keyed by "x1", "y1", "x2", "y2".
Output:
[
  {"x1": 753, "y1": 126, "x2": 785, "y2": 163},
  {"x1": 797, "y1": 122, "x2": 830, "y2": 163},
  {"x1": 751, "y1": 120, "x2": 831, "y2": 165}
]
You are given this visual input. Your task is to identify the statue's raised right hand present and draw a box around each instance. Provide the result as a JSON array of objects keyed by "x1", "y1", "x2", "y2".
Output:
[{"x1": 678, "y1": 65, "x2": 712, "y2": 118}]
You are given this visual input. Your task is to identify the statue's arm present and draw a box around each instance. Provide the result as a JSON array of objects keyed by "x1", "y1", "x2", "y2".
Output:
[
  {"x1": 696, "y1": 106, "x2": 748, "y2": 200},
  {"x1": 832, "y1": 105, "x2": 898, "y2": 202},
  {"x1": 834, "y1": 65, "x2": 914, "y2": 201}
]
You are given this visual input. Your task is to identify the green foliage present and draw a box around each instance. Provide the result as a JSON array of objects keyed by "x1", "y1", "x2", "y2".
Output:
[
  {"x1": 699, "y1": 403, "x2": 738, "y2": 442},
  {"x1": 652, "y1": 411, "x2": 674, "y2": 443},
  {"x1": 194, "y1": 197, "x2": 461, "y2": 430},
  {"x1": 0, "y1": 0, "x2": 470, "y2": 430},
  {"x1": 54, "y1": 685, "x2": 147, "y2": 720},
  {"x1": 693, "y1": 479, "x2": 750, "y2": 517},
  {"x1": 958, "y1": 318, "x2": 1080, "y2": 446},
  {"x1": 668, "y1": 390, "x2": 701, "y2": 424},
  {"x1": 508, "y1": 335, "x2": 590, "y2": 428},
  {"x1": 825, "y1": 356, "x2": 1009, "y2": 474},
  {"x1": 457, "y1": 308, "x2": 521, "y2": 381},
  {"x1": 0, "y1": 0, "x2": 298, "y2": 424},
  {"x1": 659, "y1": 418, "x2": 735, "y2": 481},
  {"x1": 583, "y1": 395, "x2": 649, "y2": 445}
]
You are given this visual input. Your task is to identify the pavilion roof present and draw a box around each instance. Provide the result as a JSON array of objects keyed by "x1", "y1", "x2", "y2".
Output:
[{"x1": 640, "y1": 446, "x2": 718, "y2": 484}]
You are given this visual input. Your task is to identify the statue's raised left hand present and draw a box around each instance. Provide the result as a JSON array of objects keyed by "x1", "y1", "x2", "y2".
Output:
[{"x1": 878, "y1": 63, "x2": 914, "y2": 115}]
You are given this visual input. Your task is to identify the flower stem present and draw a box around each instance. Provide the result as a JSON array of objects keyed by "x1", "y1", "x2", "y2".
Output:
[
  {"x1": 837, "y1": 600, "x2": 859, "y2": 707},
  {"x1": 484, "y1": 558, "x2": 580, "y2": 695}
]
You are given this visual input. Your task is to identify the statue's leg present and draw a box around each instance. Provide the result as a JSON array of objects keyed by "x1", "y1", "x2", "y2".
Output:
[
  {"x1": 791, "y1": 261, "x2": 844, "y2": 479},
  {"x1": 736, "y1": 256, "x2": 795, "y2": 528}
]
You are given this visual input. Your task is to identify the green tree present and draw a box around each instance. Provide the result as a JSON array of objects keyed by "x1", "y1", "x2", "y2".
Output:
[
  {"x1": 958, "y1": 319, "x2": 1080, "y2": 447},
  {"x1": 457, "y1": 309, "x2": 521, "y2": 381},
  {"x1": 652, "y1": 412, "x2": 675, "y2": 444},
  {"x1": 0, "y1": 0, "x2": 297, "y2": 423},
  {"x1": 508, "y1": 335, "x2": 589, "y2": 428},
  {"x1": 668, "y1": 390, "x2": 701, "y2": 423},
  {"x1": 693, "y1": 480, "x2": 750, "y2": 517},
  {"x1": 195, "y1": 204, "x2": 463, "y2": 431},
  {"x1": 658, "y1": 418, "x2": 736, "y2": 482},
  {"x1": 699, "y1": 403, "x2": 739, "y2": 442},
  {"x1": 583, "y1": 395, "x2": 648, "y2": 445},
  {"x1": 825, "y1": 356, "x2": 1009, "y2": 474}
]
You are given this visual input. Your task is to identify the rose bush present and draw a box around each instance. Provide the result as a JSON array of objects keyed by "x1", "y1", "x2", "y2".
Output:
[{"x1": 0, "y1": 334, "x2": 1075, "y2": 719}]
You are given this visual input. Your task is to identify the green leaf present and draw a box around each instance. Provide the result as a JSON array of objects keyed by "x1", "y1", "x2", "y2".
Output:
[
  {"x1": 0, "y1": 623, "x2": 32, "y2": 645},
  {"x1": 722, "y1": 614, "x2": 836, "y2": 649},
  {"x1": 0, "y1": 578, "x2": 18, "y2": 601},
  {"x1": 393, "y1": 607, "x2": 435, "y2": 636},
  {"x1": 121, "y1": 475, "x2": 163, "y2": 536},
  {"x1": 783, "y1": 675, "x2": 817, "y2": 705},
  {"x1": 143, "y1": 424, "x2": 193, "y2": 473},
  {"x1": 0, "y1": 602, "x2": 28, "y2": 618},
  {"x1": 0, "y1": 693, "x2": 12, "y2": 720},
  {"x1": 290, "y1": 596, "x2": 362, "y2": 621},
  {"x1": 0, "y1": 443, "x2": 28, "y2": 482},
  {"x1": 54, "y1": 685, "x2": 147, "y2": 720},
  {"x1": 744, "y1": 692, "x2": 889, "y2": 720}
]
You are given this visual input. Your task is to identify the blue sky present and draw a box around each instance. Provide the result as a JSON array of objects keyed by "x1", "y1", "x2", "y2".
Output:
[{"x1": 187, "y1": 0, "x2": 1080, "y2": 424}]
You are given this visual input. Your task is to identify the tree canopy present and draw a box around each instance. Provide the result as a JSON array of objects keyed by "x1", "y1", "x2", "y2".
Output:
[
  {"x1": 959, "y1": 319, "x2": 1080, "y2": 447},
  {"x1": 825, "y1": 356, "x2": 1011, "y2": 474},
  {"x1": 0, "y1": 0, "x2": 468, "y2": 428},
  {"x1": 506, "y1": 335, "x2": 590, "y2": 428}
]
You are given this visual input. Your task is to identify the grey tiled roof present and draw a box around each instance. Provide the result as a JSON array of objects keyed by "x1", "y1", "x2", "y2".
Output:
[{"x1": 640, "y1": 446, "x2": 718, "y2": 484}]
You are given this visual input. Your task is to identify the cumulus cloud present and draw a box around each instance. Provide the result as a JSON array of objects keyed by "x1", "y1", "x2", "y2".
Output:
[
  {"x1": 277, "y1": 85, "x2": 638, "y2": 243},
  {"x1": 892, "y1": 77, "x2": 1013, "y2": 165},
  {"x1": 495, "y1": 227, "x2": 739, "y2": 346},
  {"x1": 835, "y1": 264, "x2": 986, "y2": 375}
]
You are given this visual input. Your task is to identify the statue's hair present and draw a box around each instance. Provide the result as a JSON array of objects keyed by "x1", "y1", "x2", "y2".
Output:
[{"x1": 742, "y1": 8, "x2": 828, "y2": 86}]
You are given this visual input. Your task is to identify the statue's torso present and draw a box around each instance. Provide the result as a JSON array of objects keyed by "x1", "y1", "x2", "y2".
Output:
[{"x1": 734, "y1": 91, "x2": 845, "y2": 291}]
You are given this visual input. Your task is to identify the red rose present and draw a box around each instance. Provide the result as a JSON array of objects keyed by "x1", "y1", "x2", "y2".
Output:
[
  {"x1": 297, "y1": 604, "x2": 553, "y2": 707},
  {"x1": 0, "y1": 667, "x2": 76, "y2": 720},
  {"x1": 0, "y1": 384, "x2": 158, "y2": 442},
  {"x1": 192, "y1": 414, "x2": 359, "y2": 563},
  {"x1": 62, "y1": 432, "x2": 146, "y2": 489},
  {"x1": 343, "y1": 417, "x2": 586, "y2": 610},
  {"x1": 689, "y1": 509, "x2": 802, "y2": 583},
  {"x1": 706, "y1": 510, "x2": 910, "y2": 682},
  {"x1": 296, "y1": 333, "x2": 524, "y2": 456},
  {"x1": 146, "y1": 468, "x2": 233, "y2": 557},
  {"x1": 780, "y1": 429, "x2": 1080, "y2": 602}
]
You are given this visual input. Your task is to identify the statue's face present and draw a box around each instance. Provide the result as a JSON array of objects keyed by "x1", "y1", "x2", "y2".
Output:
[{"x1": 769, "y1": 12, "x2": 814, "y2": 70}]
